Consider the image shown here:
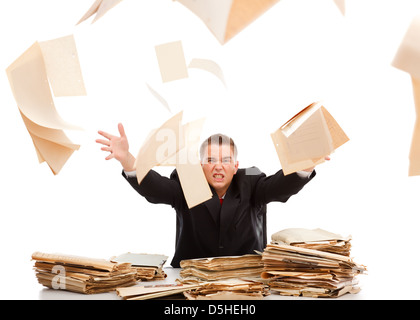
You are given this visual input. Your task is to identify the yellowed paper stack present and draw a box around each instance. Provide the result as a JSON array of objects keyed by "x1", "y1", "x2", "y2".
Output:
[
  {"x1": 32, "y1": 252, "x2": 137, "y2": 294},
  {"x1": 6, "y1": 35, "x2": 86, "y2": 175},
  {"x1": 178, "y1": 254, "x2": 264, "y2": 283},
  {"x1": 271, "y1": 228, "x2": 352, "y2": 256},
  {"x1": 111, "y1": 252, "x2": 168, "y2": 281},
  {"x1": 271, "y1": 102, "x2": 349, "y2": 175},
  {"x1": 176, "y1": 0, "x2": 280, "y2": 44},
  {"x1": 392, "y1": 15, "x2": 420, "y2": 176},
  {"x1": 183, "y1": 278, "x2": 270, "y2": 300},
  {"x1": 261, "y1": 229, "x2": 366, "y2": 298}
]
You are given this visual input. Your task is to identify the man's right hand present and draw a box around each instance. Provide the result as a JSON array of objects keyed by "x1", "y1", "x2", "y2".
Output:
[{"x1": 96, "y1": 123, "x2": 136, "y2": 172}]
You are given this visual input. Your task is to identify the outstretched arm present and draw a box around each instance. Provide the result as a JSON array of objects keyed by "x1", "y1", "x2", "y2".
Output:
[
  {"x1": 96, "y1": 123, "x2": 136, "y2": 172},
  {"x1": 97, "y1": 124, "x2": 184, "y2": 208},
  {"x1": 253, "y1": 156, "x2": 330, "y2": 206}
]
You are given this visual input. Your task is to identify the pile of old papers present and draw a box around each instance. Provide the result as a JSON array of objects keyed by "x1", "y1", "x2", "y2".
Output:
[
  {"x1": 271, "y1": 228, "x2": 352, "y2": 256},
  {"x1": 183, "y1": 279, "x2": 270, "y2": 300},
  {"x1": 261, "y1": 228, "x2": 366, "y2": 298},
  {"x1": 32, "y1": 252, "x2": 137, "y2": 294},
  {"x1": 111, "y1": 252, "x2": 168, "y2": 281},
  {"x1": 178, "y1": 254, "x2": 264, "y2": 283}
]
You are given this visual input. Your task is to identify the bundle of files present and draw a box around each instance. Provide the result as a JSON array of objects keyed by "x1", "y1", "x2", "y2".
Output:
[
  {"x1": 111, "y1": 252, "x2": 168, "y2": 281},
  {"x1": 178, "y1": 254, "x2": 264, "y2": 283},
  {"x1": 32, "y1": 252, "x2": 137, "y2": 294},
  {"x1": 183, "y1": 278, "x2": 270, "y2": 300},
  {"x1": 271, "y1": 228, "x2": 352, "y2": 256},
  {"x1": 261, "y1": 228, "x2": 367, "y2": 298}
]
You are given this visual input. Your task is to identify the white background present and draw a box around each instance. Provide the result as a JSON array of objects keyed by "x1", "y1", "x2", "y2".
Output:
[{"x1": 0, "y1": 0, "x2": 419, "y2": 300}]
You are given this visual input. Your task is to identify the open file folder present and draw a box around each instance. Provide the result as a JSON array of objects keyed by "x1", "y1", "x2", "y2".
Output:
[{"x1": 271, "y1": 102, "x2": 349, "y2": 175}]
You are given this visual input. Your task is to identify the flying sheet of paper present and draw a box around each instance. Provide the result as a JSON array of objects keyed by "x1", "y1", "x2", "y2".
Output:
[
  {"x1": 176, "y1": 0, "x2": 280, "y2": 44},
  {"x1": 7, "y1": 42, "x2": 81, "y2": 131},
  {"x1": 6, "y1": 35, "x2": 85, "y2": 175},
  {"x1": 20, "y1": 111, "x2": 80, "y2": 174},
  {"x1": 333, "y1": 0, "x2": 345, "y2": 16},
  {"x1": 392, "y1": 15, "x2": 420, "y2": 176},
  {"x1": 145, "y1": 83, "x2": 171, "y2": 112},
  {"x1": 176, "y1": 163, "x2": 212, "y2": 208},
  {"x1": 77, "y1": 0, "x2": 123, "y2": 25},
  {"x1": 135, "y1": 111, "x2": 185, "y2": 183},
  {"x1": 161, "y1": 117, "x2": 212, "y2": 208},
  {"x1": 155, "y1": 41, "x2": 189, "y2": 83},
  {"x1": 161, "y1": 117, "x2": 205, "y2": 166},
  {"x1": 39, "y1": 35, "x2": 87, "y2": 97},
  {"x1": 392, "y1": 15, "x2": 420, "y2": 80},
  {"x1": 135, "y1": 112, "x2": 212, "y2": 208},
  {"x1": 154, "y1": 40, "x2": 226, "y2": 89},
  {"x1": 409, "y1": 76, "x2": 420, "y2": 176},
  {"x1": 188, "y1": 58, "x2": 227, "y2": 87}
]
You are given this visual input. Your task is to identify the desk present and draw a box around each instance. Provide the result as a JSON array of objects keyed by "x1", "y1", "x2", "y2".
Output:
[{"x1": 38, "y1": 267, "x2": 365, "y2": 300}]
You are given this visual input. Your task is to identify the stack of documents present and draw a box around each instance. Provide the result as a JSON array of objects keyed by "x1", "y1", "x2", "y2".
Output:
[
  {"x1": 32, "y1": 252, "x2": 137, "y2": 294},
  {"x1": 183, "y1": 279, "x2": 270, "y2": 300},
  {"x1": 261, "y1": 228, "x2": 366, "y2": 298},
  {"x1": 178, "y1": 254, "x2": 264, "y2": 283},
  {"x1": 111, "y1": 252, "x2": 168, "y2": 281},
  {"x1": 271, "y1": 228, "x2": 352, "y2": 256}
]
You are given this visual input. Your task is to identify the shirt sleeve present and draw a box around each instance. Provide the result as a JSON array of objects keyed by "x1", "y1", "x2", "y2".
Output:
[
  {"x1": 296, "y1": 170, "x2": 313, "y2": 179},
  {"x1": 123, "y1": 170, "x2": 137, "y2": 178}
]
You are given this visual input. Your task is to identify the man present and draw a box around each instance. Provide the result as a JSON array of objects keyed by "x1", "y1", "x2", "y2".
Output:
[{"x1": 96, "y1": 123, "x2": 321, "y2": 267}]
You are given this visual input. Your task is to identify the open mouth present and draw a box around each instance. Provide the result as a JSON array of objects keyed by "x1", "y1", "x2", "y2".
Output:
[{"x1": 213, "y1": 173, "x2": 225, "y2": 181}]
